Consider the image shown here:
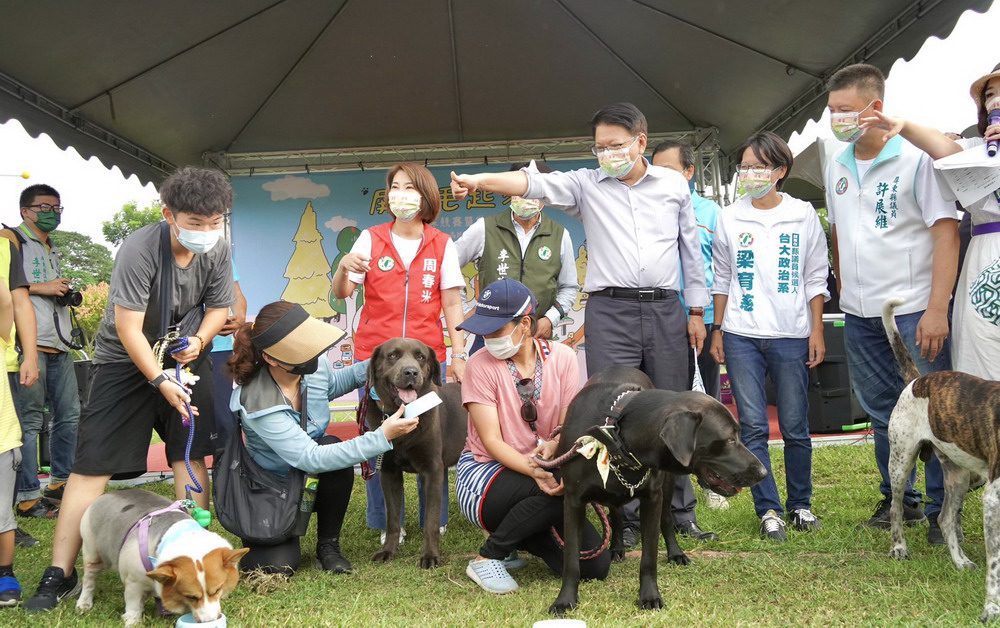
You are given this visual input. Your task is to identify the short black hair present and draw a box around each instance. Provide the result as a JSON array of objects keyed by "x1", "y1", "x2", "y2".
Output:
[
  {"x1": 19, "y1": 184, "x2": 60, "y2": 208},
  {"x1": 650, "y1": 140, "x2": 695, "y2": 170},
  {"x1": 735, "y1": 131, "x2": 794, "y2": 191},
  {"x1": 827, "y1": 63, "x2": 885, "y2": 99},
  {"x1": 590, "y1": 102, "x2": 648, "y2": 138},
  {"x1": 159, "y1": 166, "x2": 232, "y2": 217},
  {"x1": 509, "y1": 161, "x2": 553, "y2": 174}
]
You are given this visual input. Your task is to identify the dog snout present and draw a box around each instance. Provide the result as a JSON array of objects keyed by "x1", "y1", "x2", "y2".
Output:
[{"x1": 401, "y1": 365, "x2": 420, "y2": 381}]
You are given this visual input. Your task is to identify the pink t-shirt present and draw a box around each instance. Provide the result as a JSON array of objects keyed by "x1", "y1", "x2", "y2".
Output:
[{"x1": 462, "y1": 340, "x2": 581, "y2": 463}]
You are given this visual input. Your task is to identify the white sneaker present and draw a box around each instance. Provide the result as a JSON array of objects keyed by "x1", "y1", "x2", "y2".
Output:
[
  {"x1": 705, "y1": 489, "x2": 730, "y2": 510},
  {"x1": 379, "y1": 528, "x2": 406, "y2": 545}
]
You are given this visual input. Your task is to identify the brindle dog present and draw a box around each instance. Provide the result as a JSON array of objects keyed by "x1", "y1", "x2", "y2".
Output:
[
  {"x1": 882, "y1": 298, "x2": 1000, "y2": 622},
  {"x1": 365, "y1": 338, "x2": 467, "y2": 569}
]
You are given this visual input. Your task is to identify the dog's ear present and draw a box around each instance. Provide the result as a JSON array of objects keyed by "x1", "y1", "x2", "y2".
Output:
[
  {"x1": 147, "y1": 564, "x2": 177, "y2": 585},
  {"x1": 367, "y1": 344, "x2": 382, "y2": 387},
  {"x1": 223, "y1": 547, "x2": 250, "y2": 569},
  {"x1": 658, "y1": 411, "x2": 702, "y2": 467},
  {"x1": 427, "y1": 344, "x2": 442, "y2": 385}
]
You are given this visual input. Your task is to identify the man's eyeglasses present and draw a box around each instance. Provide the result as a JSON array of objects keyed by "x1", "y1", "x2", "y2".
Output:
[
  {"x1": 590, "y1": 136, "x2": 638, "y2": 156},
  {"x1": 24, "y1": 203, "x2": 64, "y2": 214},
  {"x1": 516, "y1": 377, "x2": 538, "y2": 431}
]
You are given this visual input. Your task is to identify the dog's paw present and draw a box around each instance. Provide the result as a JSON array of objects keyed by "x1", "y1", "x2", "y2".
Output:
[
  {"x1": 122, "y1": 611, "x2": 143, "y2": 627},
  {"x1": 638, "y1": 594, "x2": 664, "y2": 610},
  {"x1": 888, "y1": 545, "x2": 909, "y2": 561},
  {"x1": 609, "y1": 548, "x2": 626, "y2": 563},
  {"x1": 667, "y1": 551, "x2": 690, "y2": 566},
  {"x1": 956, "y1": 558, "x2": 977, "y2": 571},
  {"x1": 371, "y1": 548, "x2": 397, "y2": 563},
  {"x1": 548, "y1": 598, "x2": 577, "y2": 615},
  {"x1": 980, "y1": 601, "x2": 1000, "y2": 623},
  {"x1": 75, "y1": 598, "x2": 93, "y2": 613},
  {"x1": 419, "y1": 554, "x2": 441, "y2": 569}
]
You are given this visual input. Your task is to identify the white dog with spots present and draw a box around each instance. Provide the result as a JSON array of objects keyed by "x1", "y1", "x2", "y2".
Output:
[{"x1": 883, "y1": 297, "x2": 1000, "y2": 622}]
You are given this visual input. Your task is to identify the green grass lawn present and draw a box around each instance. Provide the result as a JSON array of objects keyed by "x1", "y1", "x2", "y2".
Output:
[{"x1": 7, "y1": 443, "x2": 989, "y2": 626}]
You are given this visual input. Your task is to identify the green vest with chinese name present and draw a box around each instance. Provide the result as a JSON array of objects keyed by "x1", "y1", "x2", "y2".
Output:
[{"x1": 479, "y1": 212, "x2": 564, "y2": 316}]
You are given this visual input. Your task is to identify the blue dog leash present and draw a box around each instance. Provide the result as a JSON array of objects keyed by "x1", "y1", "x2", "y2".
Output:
[{"x1": 161, "y1": 335, "x2": 211, "y2": 528}]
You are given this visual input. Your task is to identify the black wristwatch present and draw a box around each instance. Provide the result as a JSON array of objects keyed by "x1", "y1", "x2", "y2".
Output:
[{"x1": 149, "y1": 372, "x2": 171, "y2": 389}]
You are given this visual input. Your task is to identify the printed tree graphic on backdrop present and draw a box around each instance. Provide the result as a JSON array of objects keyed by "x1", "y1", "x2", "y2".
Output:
[
  {"x1": 329, "y1": 226, "x2": 364, "y2": 320},
  {"x1": 281, "y1": 202, "x2": 336, "y2": 318}
]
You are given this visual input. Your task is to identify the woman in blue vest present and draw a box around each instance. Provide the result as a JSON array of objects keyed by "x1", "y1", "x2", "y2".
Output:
[{"x1": 227, "y1": 300, "x2": 418, "y2": 576}]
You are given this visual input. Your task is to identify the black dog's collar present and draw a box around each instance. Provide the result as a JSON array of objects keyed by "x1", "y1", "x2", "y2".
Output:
[{"x1": 595, "y1": 387, "x2": 644, "y2": 471}]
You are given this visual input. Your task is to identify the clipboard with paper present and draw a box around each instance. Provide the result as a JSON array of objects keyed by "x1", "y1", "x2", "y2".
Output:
[{"x1": 933, "y1": 143, "x2": 1000, "y2": 208}]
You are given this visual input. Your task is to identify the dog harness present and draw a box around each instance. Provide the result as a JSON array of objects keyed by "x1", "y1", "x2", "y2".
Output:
[{"x1": 122, "y1": 500, "x2": 194, "y2": 572}]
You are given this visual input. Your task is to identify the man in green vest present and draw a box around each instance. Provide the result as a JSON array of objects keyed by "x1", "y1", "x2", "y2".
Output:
[{"x1": 455, "y1": 161, "x2": 577, "y2": 353}]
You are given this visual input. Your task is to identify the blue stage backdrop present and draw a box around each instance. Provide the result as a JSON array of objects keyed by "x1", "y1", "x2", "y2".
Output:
[{"x1": 230, "y1": 160, "x2": 591, "y2": 371}]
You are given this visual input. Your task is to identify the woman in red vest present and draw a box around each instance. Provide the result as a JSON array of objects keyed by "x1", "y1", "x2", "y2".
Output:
[{"x1": 332, "y1": 162, "x2": 467, "y2": 538}]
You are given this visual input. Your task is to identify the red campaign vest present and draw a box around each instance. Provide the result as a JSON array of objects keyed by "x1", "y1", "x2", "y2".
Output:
[{"x1": 354, "y1": 222, "x2": 450, "y2": 361}]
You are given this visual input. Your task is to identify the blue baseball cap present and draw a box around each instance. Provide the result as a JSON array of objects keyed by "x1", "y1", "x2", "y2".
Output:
[{"x1": 458, "y1": 279, "x2": 538, "y2": 336}]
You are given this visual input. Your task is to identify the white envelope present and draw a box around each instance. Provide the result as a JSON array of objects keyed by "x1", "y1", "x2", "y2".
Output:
[{"x1": 403, "y1": 391, "x2": 443, "y2": 418}]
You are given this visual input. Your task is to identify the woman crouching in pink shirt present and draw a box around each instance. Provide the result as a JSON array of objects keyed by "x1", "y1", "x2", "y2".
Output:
[{"x1": 455, "y1": 279, "x2": 611, "y2": 594}]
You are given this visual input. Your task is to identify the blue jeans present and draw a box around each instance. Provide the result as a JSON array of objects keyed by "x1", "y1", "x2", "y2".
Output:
[
  {"x1": 723, "y1": 333, "x2": 812, "y2": 517},
  {"x1": 11, "y1": 352, "x2": 80, "y2": 501},
  {"x1": 365, "y1": 360, "x2": 449, "y2": 530},
  {"x1": 844, "y1": 311, "x2": 949, "y2": 516}
]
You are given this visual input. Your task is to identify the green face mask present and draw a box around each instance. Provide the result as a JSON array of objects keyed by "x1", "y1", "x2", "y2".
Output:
[{"x1": 34, "y1": 211, "x2": 61, "y2": 233}]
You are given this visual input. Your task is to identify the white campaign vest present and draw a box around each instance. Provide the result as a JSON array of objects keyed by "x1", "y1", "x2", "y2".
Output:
[
  {"x1": 825, "y1": 136, "x2": 934, "y2": 318},
  {"x1": 716, "y1": 195, "x2": 825, "y2": 338}
]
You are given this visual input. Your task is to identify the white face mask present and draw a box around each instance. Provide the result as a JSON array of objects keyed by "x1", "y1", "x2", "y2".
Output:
[
  {"x1": 830, "y1": 100, "x2": 875, "y2": 143},
  {"x1": 388, "y1": 189, "x2": 422, "y2": 221},
  {"x1": 510, "y1": 197, "x2": 542, "y2": 220},
  {"x1": 595, "y1": 136, "x2": 640, "y2": 178},
  {"x1": 484, "y1": 322, "x2": 527, "y2": 360},
  {"x1": 175, "y1": 225, "x2": 223, "y2": 254}
]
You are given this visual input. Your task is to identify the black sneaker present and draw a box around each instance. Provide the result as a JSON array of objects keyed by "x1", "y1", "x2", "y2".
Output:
[
  {"x1": 622, "y1": 525, "x2": 639, "y2": 549},
  {"x1": 42, "y1": 482, "x2": 65, "y2": 503},
  {"x1": 24, "y1": 566, "x2": 79, "y2": 612},
  {"x1": 789, "y1": 508, "x2": 821, "y2": 532},
  {"x1": 14, "y1": 527, "x2": 38, "y2": 548},
  {"x1": 315, "y1": 538, "x2": 352, "y2": 574},
  {"x1": 16, "y1": 498, "x2": 59, "y2": 519},
  {"x1": 676, "y1": 520, "x2": 720, "y2": 542},
  {"x1": 760, "y1": 510, "x2": 787, "y2": 542},
  {"x1": 865, "y1": 497, "x2": 925, "y2": 529},
  {"x1": 927, "y1": 513, "x2": 963, "y2": 545}
]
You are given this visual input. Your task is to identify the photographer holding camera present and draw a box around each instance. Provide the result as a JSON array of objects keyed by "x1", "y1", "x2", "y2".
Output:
[{"x1": 1, "y1": 184, "x2": 80, "y2": 520}]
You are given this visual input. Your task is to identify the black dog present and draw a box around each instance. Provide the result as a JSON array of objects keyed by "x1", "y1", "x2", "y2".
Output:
[
  {"x1": 548, "y1": 366, "x2": 766, "y2": 614},
  {"x1": 365, "y1": 338, "x2": 467, "y2": 568}
]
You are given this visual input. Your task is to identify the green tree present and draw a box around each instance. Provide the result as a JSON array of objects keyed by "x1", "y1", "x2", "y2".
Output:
[
  {"x1": 102, "y1": 200, "x2": 162, "y2": 247},
  {"x1": 49, "y1": 230, "x2": 113, "y2": 287}
]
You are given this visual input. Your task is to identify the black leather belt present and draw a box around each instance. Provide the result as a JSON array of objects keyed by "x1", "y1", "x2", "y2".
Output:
[{"x1": 591, "y1": 287, "x2": 673, "y2": 301}]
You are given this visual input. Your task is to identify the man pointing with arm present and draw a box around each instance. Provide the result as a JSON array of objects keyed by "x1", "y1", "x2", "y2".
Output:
[{"x1": 452, "y1": 102, "x2": 714, "y2": 543}]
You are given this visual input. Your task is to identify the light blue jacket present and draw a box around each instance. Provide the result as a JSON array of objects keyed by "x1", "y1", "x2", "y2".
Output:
[
  {"x1": 680, "y1": 192, "x2": 721, "y2": 323},
  {"x1": 231, "y1": 357, "x2": 390, "y2": 475}
]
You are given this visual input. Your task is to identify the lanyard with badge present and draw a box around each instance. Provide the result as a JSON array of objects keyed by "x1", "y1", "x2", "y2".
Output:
[{"x1": 505, "y1": 339, "x2": 549, "y2": 446}]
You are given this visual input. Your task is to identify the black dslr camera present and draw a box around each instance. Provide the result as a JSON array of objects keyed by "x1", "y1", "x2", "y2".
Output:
[{"x1": 55, "y1": 287, "x2": 83, "y2": 308}]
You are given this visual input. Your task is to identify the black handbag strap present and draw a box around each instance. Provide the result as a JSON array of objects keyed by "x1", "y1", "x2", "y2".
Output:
[{"x1": 158, "y1": 221, "x2": 173, "y2": 339}]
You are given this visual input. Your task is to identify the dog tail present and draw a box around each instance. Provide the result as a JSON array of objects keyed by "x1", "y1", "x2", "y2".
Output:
[{"x1": 881, "y1": 297, "x2": 920, "y2": 385}]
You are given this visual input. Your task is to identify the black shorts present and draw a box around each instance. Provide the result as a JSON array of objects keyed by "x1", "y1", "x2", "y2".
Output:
[{"x1": 72, "y1": 354, "x2": 217, "y2": 480}]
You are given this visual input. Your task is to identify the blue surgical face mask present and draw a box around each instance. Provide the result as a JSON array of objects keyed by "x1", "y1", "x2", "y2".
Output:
[{"x1": 175, "y1": 224, "x2": 223, "y2": 254}]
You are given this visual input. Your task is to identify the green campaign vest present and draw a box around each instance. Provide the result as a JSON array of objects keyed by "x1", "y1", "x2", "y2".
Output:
[{"x1": 479, "y1": 212, "x2": 565, "y2": 316}]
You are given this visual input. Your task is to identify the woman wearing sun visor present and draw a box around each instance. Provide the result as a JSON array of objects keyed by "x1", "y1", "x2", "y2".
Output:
[{"x1": 227, "y1": 301, "x2": 418, "y2": 577}]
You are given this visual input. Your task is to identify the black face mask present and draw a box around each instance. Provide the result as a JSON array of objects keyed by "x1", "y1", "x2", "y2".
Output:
[{"x1": 287, "y1": 356, "x2": 319, "y2": 375}]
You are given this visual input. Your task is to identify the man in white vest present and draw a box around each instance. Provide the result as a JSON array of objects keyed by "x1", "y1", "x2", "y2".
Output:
[{"x1": 824, "y1": 64, "x2": 959, "y2": 545}]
